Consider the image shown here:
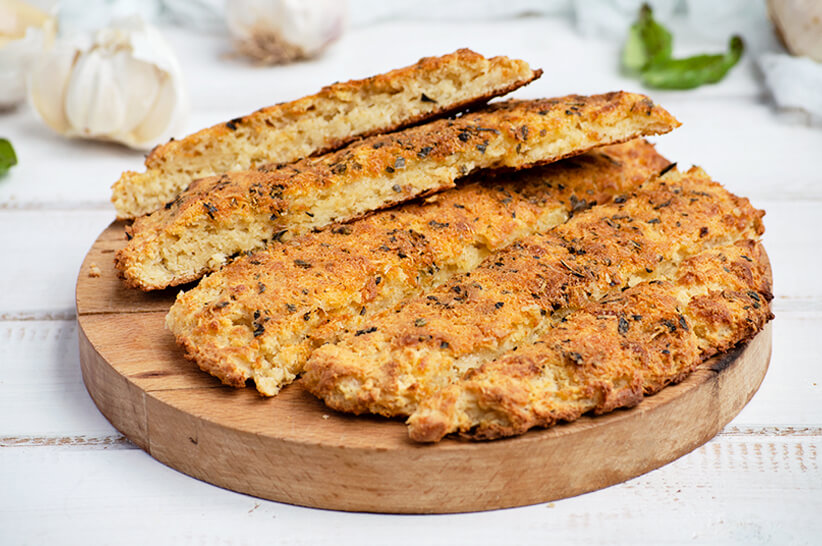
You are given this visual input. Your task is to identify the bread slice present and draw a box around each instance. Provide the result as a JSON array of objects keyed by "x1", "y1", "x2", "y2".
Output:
[
  {"x1": 302, "y1": 167, "x2": 765, "y2": 418},
  {"x1": 111, "y1": 49, "x2": 542, "y2": 219},
  {"x1": 165, "y1": 140, "x2": 669, "y2": 395},
  {"x1": 115, "y1": 92, "x2": 680, "y2": 290},
  {"x1": 407, "y1": 239, "x2": 773, "y2": 442}
]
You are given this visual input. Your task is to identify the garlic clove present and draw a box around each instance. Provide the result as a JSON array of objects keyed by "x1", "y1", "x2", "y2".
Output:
[
  {"x1": 27, "y1": 43, "x2": 75, "y2": 132},
  {"x1": 111, "y1": 51, "x2": 163, "y2": 134},
  {"x1": 131, "y1": 72, "x2": 187, "y2": 146},
  {"x1": 65, "y1": 47, "x2": 128, "y2": 136},
  {"x1": 28, "y1": 16, "x2": 188, "y2": 149}
]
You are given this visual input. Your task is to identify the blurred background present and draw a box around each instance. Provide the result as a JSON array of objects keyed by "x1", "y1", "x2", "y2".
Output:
[{"x1": 2, "y1": 0, "x2": 819, "y2": 140}]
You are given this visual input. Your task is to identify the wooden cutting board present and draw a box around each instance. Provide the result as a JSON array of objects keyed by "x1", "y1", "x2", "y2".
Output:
[{"x1": 77, "y1": 221, "x2": 772, "y2": 514}]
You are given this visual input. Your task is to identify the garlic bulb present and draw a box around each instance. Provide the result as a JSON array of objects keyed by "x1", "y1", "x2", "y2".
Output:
[
  {"x1": 768, "y1": 0, "x2": 822, "y2": 62},
  {"x1": 28, "y1": 16, "x2": 189, "y2": 149},
  {"x1": 225, "y1": 0, "x2": 346, "y2": 64},
  {"x1": 0, "y1": 0, "x2": 56, "y2": 109}
]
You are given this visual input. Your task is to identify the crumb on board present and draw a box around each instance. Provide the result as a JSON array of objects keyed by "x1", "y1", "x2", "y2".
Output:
[{"x1": 88, "y1": 263, "x2": 101, "y2": 278}]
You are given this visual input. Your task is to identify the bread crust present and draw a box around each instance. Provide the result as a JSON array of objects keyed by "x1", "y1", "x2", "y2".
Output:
[
  {"x1": 165, "y1": 140, "x2": 669, "y2": 395},
  {"x1": 407, "y1": 239, "x2": 773, "y2": 442},
  {"x1": 116, "y1": 92, "x2": 680, "y2": 290},
  {"x1": 302, "y1": 167, "x2": 765, "y2": 419},
  {"x1": 111, "y1": 49, "x2": 542, "y2": 219}
]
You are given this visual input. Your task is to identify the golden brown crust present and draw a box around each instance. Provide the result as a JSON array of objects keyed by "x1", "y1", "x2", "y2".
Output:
[
  {"x1": 407, "y1": 240, "x2": 773, "y2": 442},
  {"x1": 112, "y1": 49, "x2": 542, "y2": 219},
  {"x1": 301, "y1": 68, "x2": 546, "y2": 156},
  {"x1": 144, "y1": 49, "x2": 538, "y2": 168},
  {"x1": 166, "y1": 140, "x2": 669, "y2": 395},
  {"x1": 301, "y1": 167, "x2": 765, "y2": 419},
  {"x1": 116, "y1": 92, "x2": 680, "y2": 290}
]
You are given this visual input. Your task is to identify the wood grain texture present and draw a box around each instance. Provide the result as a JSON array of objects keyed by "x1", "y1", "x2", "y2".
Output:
[
  {"x1": 76, "y1": 221, "x2": 773, "y2": 513},
  {"x1": 0, "y1": 210, "x2": 114, "y2": 318},
  {"x1": 2, "y1": 432, "x2": 817, "y2": 544}
]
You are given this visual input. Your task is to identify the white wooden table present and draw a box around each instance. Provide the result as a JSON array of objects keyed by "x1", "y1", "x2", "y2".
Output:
[{"x1": 2, "y1": 15, "x2": 820, "y2": 545}]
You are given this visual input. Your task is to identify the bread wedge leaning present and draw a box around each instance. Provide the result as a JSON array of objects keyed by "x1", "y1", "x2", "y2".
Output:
[
  {"x1": 165, "y1": 140, "x2": 669, "y2": 395},
  {"x1": 302, "y1": 167, "x2": 765, "y2": 418},
  {"x1": 111, "y1": 49, "x2": 541, "y2": 219},
  {"x1": 115, "y1": 92, "x2": 680, "y2": 290}
]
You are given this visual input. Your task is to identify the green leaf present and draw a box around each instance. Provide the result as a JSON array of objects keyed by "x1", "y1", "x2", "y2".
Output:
[
  {"x1": 621, "y1": 4, "x2": 673, "y2": 75},
  {"x1": 0, "y1": 138, "x2": 17, "y2": 177},
  {"x1": 640, "y1": 35, "x2": 745, "y2": 90}
]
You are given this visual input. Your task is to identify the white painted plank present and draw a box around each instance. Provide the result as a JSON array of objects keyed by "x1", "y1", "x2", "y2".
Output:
[
  {"x1": 0, "y1": 210, "x2": 113, "y2": 317},
  {"x1": 732, "y1": 314, "x2": 822, "y2": 426},
  {"x1": 0, "y1": 107, "x2": 245, "y2": 211},
  {"x1": 0, "y1": 321, "x2": 117, "y2": 437},
  {"x1": 760, "y1": 201, "x2": 822, "y2": 314},
  {"x1": 0, "y1": 110, "x2": 140, "y2": 210},
  {"x1": 1, "y1": 432, "x2": 818, "y2": 545},
  {"x1": 652, "y1": 101, "x2": 822, "y2": 202}
]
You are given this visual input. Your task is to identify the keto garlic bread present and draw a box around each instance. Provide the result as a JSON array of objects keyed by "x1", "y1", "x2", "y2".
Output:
[
  {"x1": 165, "y1": 140, "x2": 669, "y2": 395},
  {"x1": 112, "y1": 49, "x2": 541, "y2": 219},
  {"x1": 116, "y1": 92, "x2": 680, "y2": 290},
  {"x1": 302, "y1": 167, "x2": 765, "y2": 419}
]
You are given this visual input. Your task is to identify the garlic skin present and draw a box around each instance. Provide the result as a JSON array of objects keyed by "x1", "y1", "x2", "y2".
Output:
[
  {"x1": 0, "y1": 0, "x2": 56, "y2": 109},
  {"x1": 225, "y1": 0, "x2": 346, "y2": 64},
  {"x1": 28, "y1": 17, "x2": 189, "y2": 150},
  {"x1": 768, "y1": 0, "x2": 822, "y2": 62}
]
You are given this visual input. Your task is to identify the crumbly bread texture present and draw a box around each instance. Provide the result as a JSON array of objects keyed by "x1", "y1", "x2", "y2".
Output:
[
  {"x1": 301, "y1": 167, "x2": 765, "y2": 419},
  {"x1": 408, "y1": 239, "x2": 773, "y2": 442},
  {"x1": 111, "y1": 49, "x2": 542, "y2": 219},
  {"x1": 166, "y1": 140, "x2": 669, "y2": 395},
  {"x1": 116, "y1": 92, "x2": 680, "y2": 290}
]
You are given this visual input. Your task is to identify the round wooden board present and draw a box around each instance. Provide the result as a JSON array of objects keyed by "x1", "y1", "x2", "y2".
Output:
[{"x1": 77, "y1": 221, "x2": 772, "y2": 514}]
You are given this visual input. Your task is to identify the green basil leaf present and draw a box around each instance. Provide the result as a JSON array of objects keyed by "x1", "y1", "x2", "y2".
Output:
[
  {"x1": 641, "y1": 35, "x2": 745, "y2": 90},
  {"x1": 622, "y1": 4, "x2": 673, "y2": 75},
  {"x1": 0, "y1": 138, "x2": 17, "y2": 177}
]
